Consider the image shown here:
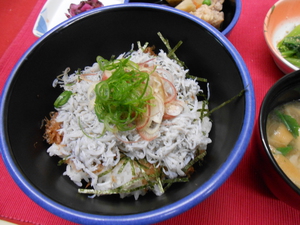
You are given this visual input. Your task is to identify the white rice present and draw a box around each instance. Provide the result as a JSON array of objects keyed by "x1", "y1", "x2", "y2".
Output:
[{"x1": 47, "y1": 48, "x2": 212, "y2": 199}]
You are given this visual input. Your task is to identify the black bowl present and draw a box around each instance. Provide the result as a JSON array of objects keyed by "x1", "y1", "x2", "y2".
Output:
[
  {"x1": 259, "y1": 70, "x2": 300, "y2": 211},
  {"x1": 126, "y1": 0, "x2": 241, "y2": 36},
  {"x1": 0, "y1": 3, "x2": 255, "y2": 224}
]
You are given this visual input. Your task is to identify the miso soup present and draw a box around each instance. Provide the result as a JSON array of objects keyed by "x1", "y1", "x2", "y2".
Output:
[{"x1": 267, "y1": 101, "x2": 300, "y2": 188}]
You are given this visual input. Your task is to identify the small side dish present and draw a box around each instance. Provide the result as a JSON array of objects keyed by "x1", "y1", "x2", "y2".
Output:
[
  {"x1": 168, "y1": 0, "x2": 224, "y2": 29},
  {"x1": 66, "y1": 0, "x2": 104, "y2": 18},
  {"x1": 263, "y1": 0, "x2": 300, "y2": 74},
  {"x1": 267, "y1": 101, "x2": 300, "y2": 188},
  {"x1": 32, "y1": 0, "x2": 125, "y2": 37}
]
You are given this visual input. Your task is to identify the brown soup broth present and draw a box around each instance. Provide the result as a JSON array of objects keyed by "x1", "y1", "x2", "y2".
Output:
[{"x1": 267, "y1": 100, "x2": 300, "y2": 188}]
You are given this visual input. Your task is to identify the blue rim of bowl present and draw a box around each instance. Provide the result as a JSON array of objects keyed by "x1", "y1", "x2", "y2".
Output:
[
  {"x1": 221, "y1": 0, "x2": 241, "y2": 36},
  {"x1": 0, "y1": 3, "x2": 254, "y2": 225},
  {"x1": 123, "y1": 0, "x2": 242, "y2": 36}
]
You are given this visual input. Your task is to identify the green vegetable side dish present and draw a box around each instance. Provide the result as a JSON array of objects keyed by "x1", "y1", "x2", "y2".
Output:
[{"x1": 277, "y1": 24, "x2": 300, "y2": 68}]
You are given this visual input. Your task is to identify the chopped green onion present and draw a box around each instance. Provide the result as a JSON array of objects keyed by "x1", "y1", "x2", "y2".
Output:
[
  {"x1": 78, "y1": 117, "x2": 105, "y2": 139},
  {"x1": 276, "y1": 111, "x2": 300, "y2": 138},
  {"x1": 54, "y1": 90, "x2": 72, "y2": 108},
  {"x1": 202, "y1": 0, "x2": 211, "y2": 5},
  {"x1": 94, "y1": 57, "x2": 154, "y2": 132},
  {"x1": 276, "y1": 146, "x2": 293, "y2": 156}
]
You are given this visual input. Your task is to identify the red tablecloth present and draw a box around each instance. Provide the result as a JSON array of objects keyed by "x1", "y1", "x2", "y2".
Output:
[{"x1": 1, "y1": 0, "x2": 300, "y2": 224}]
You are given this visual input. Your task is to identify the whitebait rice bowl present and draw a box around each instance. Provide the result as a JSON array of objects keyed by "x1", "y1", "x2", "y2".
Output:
[{"x1": 44, "y1": 44, "x2": 212, "y2": 199}]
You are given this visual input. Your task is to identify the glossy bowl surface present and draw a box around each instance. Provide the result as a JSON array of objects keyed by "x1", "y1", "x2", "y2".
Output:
[
  {"x1": 126, "y1": 0, "x2": 241, "y2": 36},
  {"x1": 259, "y1": 70, "x2": 300, "y2": 210},
  {"x1": 0, "y1": 3, "x2": 255, "y2": 224},
  {"x1": 264, "y1": 0, "x2": 300, "y2": 74}
]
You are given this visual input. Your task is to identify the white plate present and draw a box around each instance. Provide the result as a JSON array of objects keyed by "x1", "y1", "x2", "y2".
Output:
[{"x1": 33, "y1": 0, "x2": 126, "y2": 37}]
